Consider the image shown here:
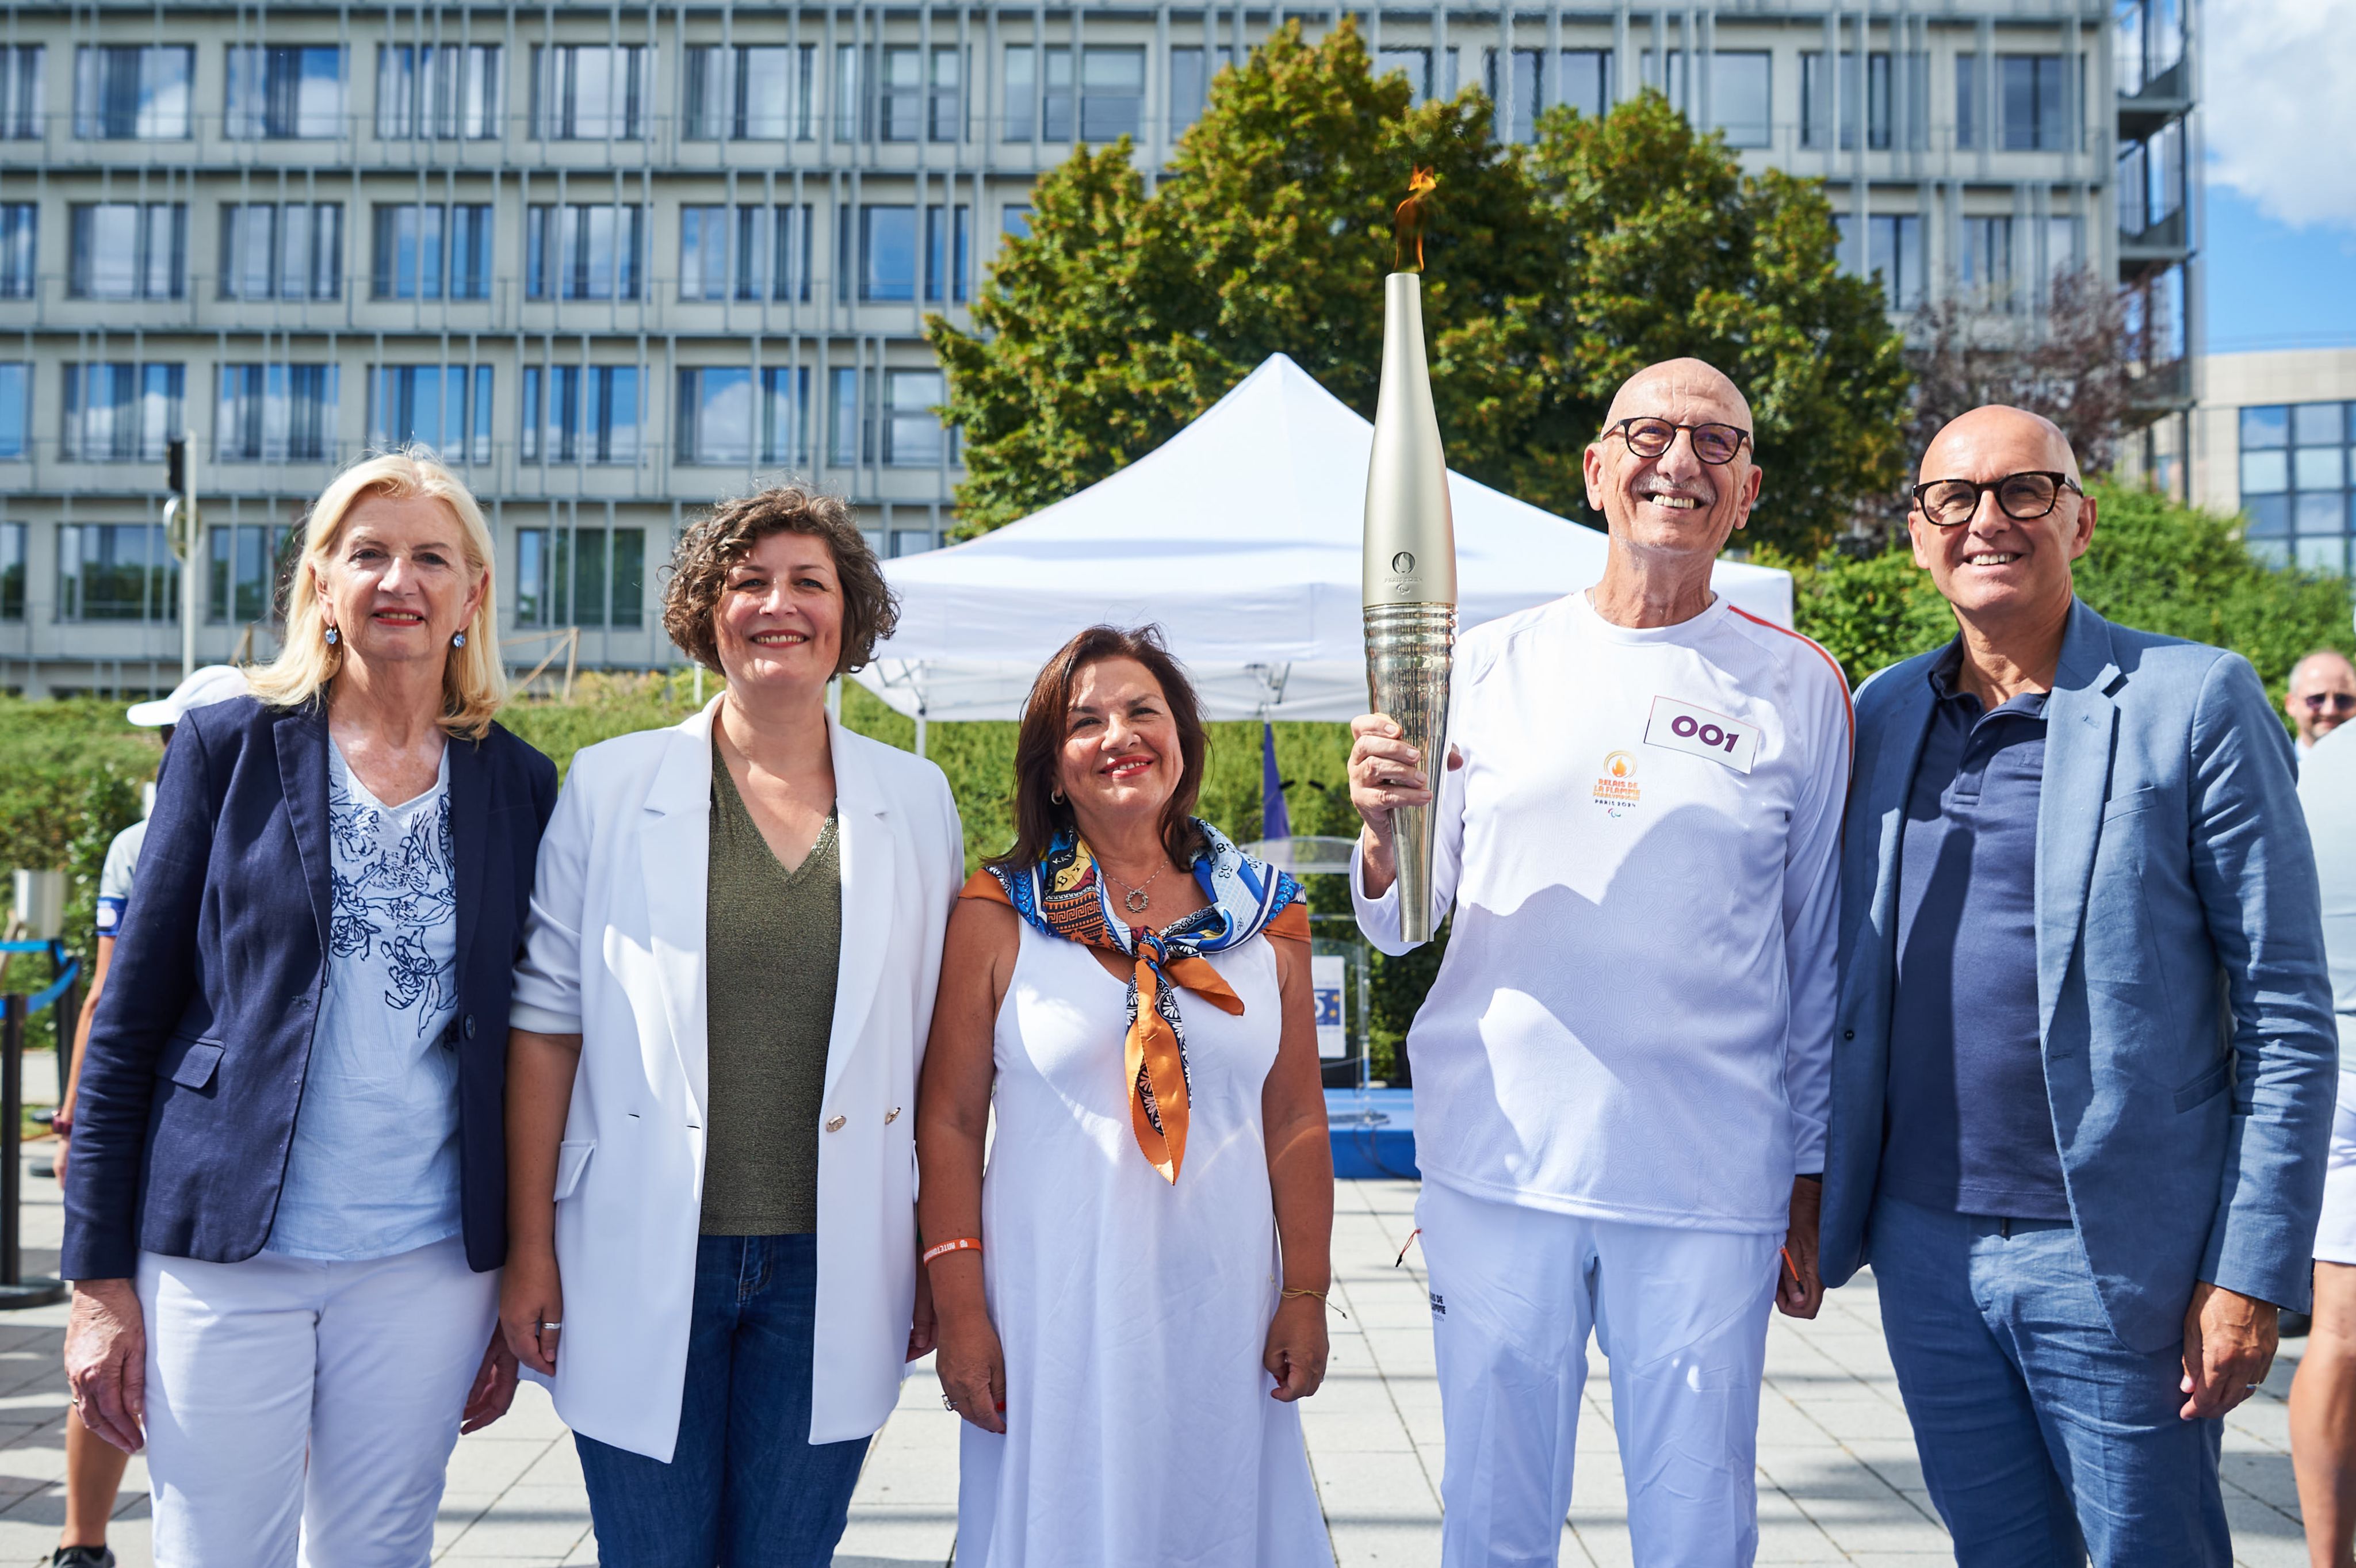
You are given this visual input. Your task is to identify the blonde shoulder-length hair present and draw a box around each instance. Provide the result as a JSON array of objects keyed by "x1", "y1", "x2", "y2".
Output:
[{"x1": 247, "y1": 449, "x2": 508, "y2": 741}]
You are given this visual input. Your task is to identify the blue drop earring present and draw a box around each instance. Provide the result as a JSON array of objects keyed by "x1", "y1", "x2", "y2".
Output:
[
  {"x1": 324, "y1": 625, "x2": 339, "y2": 647},
  {"x1": 452, "y1": 631, "x2": 466, "y2": 648}
]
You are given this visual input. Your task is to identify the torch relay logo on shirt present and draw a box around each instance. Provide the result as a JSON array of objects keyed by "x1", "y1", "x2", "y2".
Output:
[{"x1": 1592, "y1": 751, "x2": 1641, "y2": 814}]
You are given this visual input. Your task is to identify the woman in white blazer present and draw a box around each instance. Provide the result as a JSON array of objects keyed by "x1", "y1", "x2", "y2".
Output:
[{"x1": 499, "y1": 487, "x2": 964, "y2": 1568}]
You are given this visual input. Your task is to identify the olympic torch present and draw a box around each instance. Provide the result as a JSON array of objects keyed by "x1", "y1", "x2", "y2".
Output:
[{"x1": 1363, "y1": 169, "x2": 1456, "y2": 946}]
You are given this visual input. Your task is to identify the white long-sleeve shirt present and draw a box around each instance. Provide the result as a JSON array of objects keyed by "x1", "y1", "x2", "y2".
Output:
[{"x1": 1355, "y1": 591, "x2": 1851, "y2": 1233}]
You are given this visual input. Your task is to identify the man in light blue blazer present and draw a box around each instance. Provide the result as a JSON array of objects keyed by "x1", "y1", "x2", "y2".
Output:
[{"x1": 1820, "y1": 405, "x2": 2336, "y2": 1566}]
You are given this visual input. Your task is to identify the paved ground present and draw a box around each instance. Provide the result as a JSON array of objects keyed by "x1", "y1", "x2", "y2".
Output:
[{"x1": 0, "y1": 1160, "x2": 2316, "y2": 1566}]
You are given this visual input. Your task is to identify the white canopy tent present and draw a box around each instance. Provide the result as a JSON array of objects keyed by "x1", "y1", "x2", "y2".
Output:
[{"x1": 854, "y1": 353, "x2": 1793, "y2": 726}]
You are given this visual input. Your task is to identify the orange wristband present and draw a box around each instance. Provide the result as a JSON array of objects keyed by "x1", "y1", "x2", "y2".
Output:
[{"x1": 921, "y1": 1237, "x2": 982, "y2": 1267}]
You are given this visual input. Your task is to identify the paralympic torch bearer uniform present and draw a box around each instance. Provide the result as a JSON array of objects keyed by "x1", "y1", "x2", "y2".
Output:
[{"x1": 1354, "y1": 595, "x2": 1850, "y2": 1566}]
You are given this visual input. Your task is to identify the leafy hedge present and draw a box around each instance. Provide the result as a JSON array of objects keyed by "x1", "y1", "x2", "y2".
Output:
[{"x1": 9, "y1": 481, "x2": 2335, "y2": 1083}]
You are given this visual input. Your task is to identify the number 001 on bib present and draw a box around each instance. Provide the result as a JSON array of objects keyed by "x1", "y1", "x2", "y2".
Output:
[{"x1": 1643, "y1": 695, "x2": 1759, "y2": 774}]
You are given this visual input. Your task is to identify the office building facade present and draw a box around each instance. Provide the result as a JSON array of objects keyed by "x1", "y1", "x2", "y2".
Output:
[{"x1": 0, "y1": 0, "x2": 2192, "y2": 691}]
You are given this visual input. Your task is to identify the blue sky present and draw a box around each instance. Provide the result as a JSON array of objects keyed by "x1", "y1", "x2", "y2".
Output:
[
  {"x1": 2201, "y1": 0, "x2": 2356, "y2": 354},
  {"x1": 2205, "y1": 188, "x2": 2356, "y2": 354}
]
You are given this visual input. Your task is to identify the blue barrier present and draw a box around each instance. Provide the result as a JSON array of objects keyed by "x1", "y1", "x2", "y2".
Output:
[{"x1": 23, "y1": 960, "x2": 79, "y2": 1019}]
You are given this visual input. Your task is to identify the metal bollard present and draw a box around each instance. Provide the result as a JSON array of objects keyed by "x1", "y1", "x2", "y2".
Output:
[{"x1": 0, "y1": 994, "x2": 64, "y2": 1308}]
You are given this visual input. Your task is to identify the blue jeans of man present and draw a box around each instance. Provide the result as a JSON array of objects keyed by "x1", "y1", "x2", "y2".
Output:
[
  {"x1": 576, "y1": 1234, "x2": 871, "y2": 1568},
  {"x1": 1868, "y1": 1193, "x2": 2229, "y2": 1567}
]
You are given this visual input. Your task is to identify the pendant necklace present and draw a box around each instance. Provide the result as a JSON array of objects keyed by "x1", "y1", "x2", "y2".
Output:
[{"x1": 1103, "y1": 860, "x2": 1168, "y2": 915}]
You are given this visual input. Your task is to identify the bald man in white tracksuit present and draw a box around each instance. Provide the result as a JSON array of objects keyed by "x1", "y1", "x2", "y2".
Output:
[{"x1": 1349, "y1": 360, "x2": 1849, "y2": 1567}]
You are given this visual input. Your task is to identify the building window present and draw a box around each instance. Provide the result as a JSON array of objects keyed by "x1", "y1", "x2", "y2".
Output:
[
  {"x1": 0, "y1": 364, "x2": 24, "y2": 458},
  {"x1": 1958, "y1": 215, "x2": 2014, "y2": 304},
  {"x1": 1955, "y1": 54, "x2": 1980, "y2": 151},
  {"x1": 206, "y1": 523, "x2": 289, "y2": 624},
  {"x1": 1482, "y1": 47, "x2": 1613, "y2": 138},
  {"x1": 1643, "y1": 50, "x2": 1772, "y2": 148},
  {"x1": 1560, "y1": 49, "x2": 1612, "y2": 121},
  {"x1": 74, "y1": 45, "x2": 193, "y2": 139},
  {"x1": 59, "y1": 522, "x2": 178, "y2": 622},
  {"x1": 370, "y1": 204, "x2": 493, "y2": 300},
  {"x1": 216, "y1": 365, "x2": 339, "y2": 464},
  {"x1": 1484, "y1": 49, "x2": 1543, "y2": 143},
  {"x1": 676, "y1": 367, "x2": 752, "y2": 465},
  {"x1": 1001, "y1": 205, "x2": 1031, "y2": 240},
  {"x1": 2115, "y1": 0, "x2": 2187, "y2": 97},
  {"x1": 1375, "y1": 48, "x2": 1432, "y2": 103},
  {"x1": 1169, "y1": 46, "x2": 1232, "y2": 137},
  {"x1": 526, "y1": 204, "x2": 642, "y2": 300},
  {"x1": 219, "y1": 203, "x2": 342, "y2": 301},
  {"x1": 1999, "y1": 54, "x2": 2067, "y2": 151},
  {"x1": 763, "y1": 366, "x2": 812, "y2": 465},
  {"x1": 1835, "y1": 213, "x2": 1924, "y2": 311},
  {"x1": 2044, "y1": 214, "x2": 2082, "y2": 280},
  {"x1": 1003, "y1": 45, "x2": 1142, "y2": 141},
  {"x1": 1802, "y1": 51, "x2": 1927, "y2": 151},
  {"x1": 828, "y1": 365, "x2": 861, "y2": 466},
  {"x1": 679, "y1": 204, "x2": 813, "y2": 303},
  {"x1": 683, "y1": 44, "x2": 814, "y2": 140},
  {"x1": 835, "y1": 44, "x2": 864, "y2": 140},
  {"x1": 225, "y1": 46, "x2": 343, "y2": 139},
  {"x1": 925, "y1": 206, "x2": 970, "y2": 304},
  {"x1": 0, "y1": 523, "x2": 22, "y2": 620},
  {"x1": 0, "y1": 204, "x2": 32, "y2": 299},
  {"x1": 521, "y1": 365, "x2": 640, "y2": 464},
  {"x1": 70, "y1": 202, "x2": 186, "y2": 299},
  {"x1": 368, "y1": 365, "x2": 492, "y2": 462},
  {"x1": 62, "y1": 363, "x2": 183, "y2": 461},
  {"x1": 883, "y1": 369, "x2": 948, "y2": 468},
  {"x1": 855, "y1": 205, "x2": 917, "y2": 302},
  {"x1": 2117, "y1": 119, "x2": 2187, "y2": 239},
  {"x1": 515, "y1": 525, "x2": 644, "y2": 626},
  {"x1": 877, "y1": 45, "x2": 960, "y2": 143},
  {"x1": 376, "y1": 44, "x2": 500, "y2": 139},
  {"x1": 533, "y1": 45, "x2": 646, "y2": 139},
  {"x1": 0, "y1": 46, "x2": 43, "y2": 139},
  {"x1": 2238, "y1": 403, "x2": 2356, "y2": 575}
]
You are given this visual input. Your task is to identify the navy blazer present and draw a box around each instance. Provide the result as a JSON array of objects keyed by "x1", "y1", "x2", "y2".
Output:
[
  {"x1": 1821, "y1": 601, "x2": 2337, "y2": 1348},
  {"x1": 60, "y1": 695, "x2": 559, "y2": 1281}
]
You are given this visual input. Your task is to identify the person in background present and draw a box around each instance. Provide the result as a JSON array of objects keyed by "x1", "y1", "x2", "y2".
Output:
[
  {"x1": 500, "y1": 487, "x2": 963, "y2": 1568},
  {"x1": 47, "y1": 665, "x2": 246, "y2": 1568},
  {"x1": 1821, "y1": 407, "x2": 2335, "y2": 1567},
  {"x1": 921, "y1": 624, "x2": 1335, "y2": 1567},
  {"x1": 2293, "y1": 719, "x2": 2356, "y2": 1567},
  {"x1": 1348, "y1": 360, "x2": 1850, "y2": 1566},
  {"x1": 2287, "y1": 649, "x2": 2356, "y2": 764},
  {"x1": 59, "y1": 451, "x2": 558, "y2": 1567}
]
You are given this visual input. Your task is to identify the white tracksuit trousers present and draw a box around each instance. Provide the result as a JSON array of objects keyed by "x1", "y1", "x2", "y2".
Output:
[{"x1": 1420, "y1": 1180, "x2": 1783, "y2": 1568}]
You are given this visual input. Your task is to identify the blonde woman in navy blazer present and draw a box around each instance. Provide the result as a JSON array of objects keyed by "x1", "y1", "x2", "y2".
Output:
[{"x1": 60, "y1": 451, "x2": 557, "y2": 1568}]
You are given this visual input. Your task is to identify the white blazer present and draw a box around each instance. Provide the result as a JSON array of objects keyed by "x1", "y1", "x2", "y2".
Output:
[{"x1": 509, "y1": 698, "x2": 964, "y2": 1460}]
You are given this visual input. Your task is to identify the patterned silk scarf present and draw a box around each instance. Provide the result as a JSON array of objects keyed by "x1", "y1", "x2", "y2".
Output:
[{"x1": 961, "y1": 820, "x2": 1309, "y2": 1183}]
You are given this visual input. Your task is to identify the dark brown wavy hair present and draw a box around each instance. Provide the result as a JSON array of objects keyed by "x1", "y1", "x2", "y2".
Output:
[
  {"x1": 661, "y1": 485, "x2": 897, "y2": 675},
  {"x1": 992, "y1": 625, "x2": 1208, "y2": 873}
]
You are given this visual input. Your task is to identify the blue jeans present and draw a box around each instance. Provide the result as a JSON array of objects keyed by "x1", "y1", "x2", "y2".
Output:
[
  {"x1": 577, "y1": 1234, "x2": 871, "y2": 1568},
  {"x1": 1868, "y1": 1193, "x2": 2229, "y2": 1567}
]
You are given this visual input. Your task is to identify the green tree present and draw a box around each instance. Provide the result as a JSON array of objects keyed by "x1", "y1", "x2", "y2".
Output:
[{"x1": 931, "y1": 20, "x2": 1910, "y2": 555}]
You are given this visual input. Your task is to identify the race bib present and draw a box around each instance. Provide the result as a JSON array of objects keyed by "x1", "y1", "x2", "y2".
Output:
[{"x1": 1643, "y1": 696, "x2": 1758, "y2": 774}]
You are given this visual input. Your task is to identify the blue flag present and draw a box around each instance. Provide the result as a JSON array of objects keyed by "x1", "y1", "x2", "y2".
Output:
[{"x1": 1261, "y1": 721, "x2": 1291, "y2": 843}]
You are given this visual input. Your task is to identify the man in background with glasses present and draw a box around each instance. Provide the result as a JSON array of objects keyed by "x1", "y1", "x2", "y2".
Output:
[
  {"x1": 2286, "y1": 649, "x2": 2356, "y2": 763},
  {"x1": 1348, "y1": 358, "x2": 1851, "y2": 1565},
  {"x1": 1820, "y1": 404, "x2": 2334, "y2": 1567}
]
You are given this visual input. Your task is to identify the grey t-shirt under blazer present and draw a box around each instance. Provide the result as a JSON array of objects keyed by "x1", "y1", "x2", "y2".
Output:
[{"x1": 701, "y1": 741, "x2": 840, "y2": 1236}]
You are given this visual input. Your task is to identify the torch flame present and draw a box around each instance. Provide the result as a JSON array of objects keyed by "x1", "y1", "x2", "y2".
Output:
[{"x1": 1392, "y1": 166, "x2": 1438, "y2": 274}]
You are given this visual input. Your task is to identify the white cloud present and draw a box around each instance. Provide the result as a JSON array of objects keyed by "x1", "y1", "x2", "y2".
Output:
[{"x1": 2203, "y1": 0, "x2": 2356, "y2": 231}]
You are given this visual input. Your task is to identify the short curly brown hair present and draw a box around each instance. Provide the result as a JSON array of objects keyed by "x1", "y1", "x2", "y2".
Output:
[{"x1": 661, "y1": 486, "x2": 899, "y2": 675}]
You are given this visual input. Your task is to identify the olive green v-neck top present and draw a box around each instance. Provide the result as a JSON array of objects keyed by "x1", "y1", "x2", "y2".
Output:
[{"x1": 701, "y1": 743, "x2": 840, "y2": 1236}]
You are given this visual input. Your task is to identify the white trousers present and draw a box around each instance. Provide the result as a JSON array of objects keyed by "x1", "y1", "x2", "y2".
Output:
[
  {"x1": 1419, "y1": 1180, "x2": 1781, "y2": 1568},
  {"x1": 137, "y1": 1236, "x2": 500, "y2": 1568}
]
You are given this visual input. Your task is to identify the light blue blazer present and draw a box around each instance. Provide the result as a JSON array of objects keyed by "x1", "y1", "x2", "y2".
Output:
[{"x1": 1820, "y1": 599, "x2": 2336, "y2": 1349}]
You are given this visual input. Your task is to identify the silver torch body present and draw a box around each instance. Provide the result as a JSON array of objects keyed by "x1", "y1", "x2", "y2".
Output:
[{"x1": 1363, "y1": 270, "x2": 1458, "y2": 946}]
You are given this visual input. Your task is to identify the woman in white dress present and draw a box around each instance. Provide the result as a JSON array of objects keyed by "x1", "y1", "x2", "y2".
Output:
[{"x1": 917, "y1": 624, "x2": 1337, "y2": 1568}]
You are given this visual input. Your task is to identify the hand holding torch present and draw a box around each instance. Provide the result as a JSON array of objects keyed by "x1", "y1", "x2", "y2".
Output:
[{"x1": 1363, "y1": 169, "x2": 1457, "y2": 946}]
